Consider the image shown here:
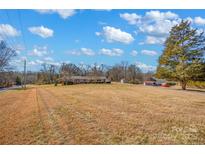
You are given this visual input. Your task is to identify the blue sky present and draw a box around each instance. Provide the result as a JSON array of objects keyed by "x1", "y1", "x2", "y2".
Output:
[{"x1": 0, "y1": 9, "x2": 205, "y2": 72}]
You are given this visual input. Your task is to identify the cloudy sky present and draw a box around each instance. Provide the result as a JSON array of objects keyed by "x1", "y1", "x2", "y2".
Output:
[{"x1": 0, "y1": 9, "x2": 205, "y2": 72}]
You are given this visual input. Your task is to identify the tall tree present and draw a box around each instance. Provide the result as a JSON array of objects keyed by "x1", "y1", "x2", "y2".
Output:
[
  {"x1": 156, "y1": 20, "x2": 205, "y2": 90},
  {"x1": 0, "y1": 41, "x2": 16, "y2": 71},
  {"x1": 127, "y1": 64, "x2": 142, "y2": 83},
  {"x1": 60, "y1": 63, "x2": 81, "y2": 77},
  {"x1": 39, "y1": 63, "x2": 58, "y2": 84},
  {"x1": 88, "y1": 63, "x2": 106, "y2": 76},
  {"x1": 107, "y1": 64, "x2": 124, "y2": 81}
]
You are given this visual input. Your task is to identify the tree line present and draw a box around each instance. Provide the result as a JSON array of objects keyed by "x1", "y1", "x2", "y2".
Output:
[
  {"x1": 36, "y1": 62, "x2": 148, "y2": 84},
  {"x1": 0, "y1": 20, "x2": 205, "y2": 89},
  {"x1": 0, "y1": 60, "x2": 152, "y2": 87}
]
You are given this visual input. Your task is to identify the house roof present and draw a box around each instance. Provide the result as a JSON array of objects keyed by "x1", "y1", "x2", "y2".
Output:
[
  {"x1": 58, "y1": 76, "x2": 107, "y2": 81},
  {"x1": 145, "y1": 77, "x2": 166, "y2": 84}
]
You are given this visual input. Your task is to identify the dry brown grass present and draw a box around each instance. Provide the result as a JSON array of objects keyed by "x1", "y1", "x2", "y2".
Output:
[{"x1": 0, "y1": 83, "x2": 205, "y2": 144}]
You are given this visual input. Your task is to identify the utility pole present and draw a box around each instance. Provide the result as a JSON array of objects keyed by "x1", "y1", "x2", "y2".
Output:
[{"x1": 23, "y1": 59, "x2": 27, "y2": 89}]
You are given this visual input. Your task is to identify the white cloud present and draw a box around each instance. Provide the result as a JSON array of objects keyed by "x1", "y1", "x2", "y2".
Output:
[
  {"x1": 36, "y1": 59, "x2": 44, "y2": 64},
  {"x1": 139, "y1": 19, "x2": 180, "y2": 37},
  {"x1": 46, "y1": 61, "x2": 61, "y2": 66},
  {"x1": 98, "y1": 21, "x2": 107, "y2": 25},
  {"x1": 120, "y1": 11, "x2": 180, "y2": 37},
  {"x1": 81, "y1": 48, "x2": 95, "y2": 56},
  {"x1": 28, "y1": 59, "x2": 60, "y2": 66},
  {"x1": 196, "y1": 28, "x2": 204, "y2": 35},
  {"x1": 135, "y1": 61, "x2": 156, "y2": 72},
  {"x1": 142, "y1": 36, "x2": 166, "y2": 45},
  {"x1": 10, "y1": 56, "x2": 27, "y2": 66},
  {"x1": 13, "y1": 44, "x2": 25, "y2": 55},
  {"x1": 28, "y1": 61, "x2": 37, "y2": 66},
  {"x1": 144, "y1": 10, "x2": 178, "y2": 21},
  {"x1": 36, "y1": 9, "x2": 76, "y2": 19},
  {"x1": 141, "y1": 50, "x2": 158, "y2": 56},
  {"x1": 62, "y1": 60, "x2": 71, "y2": 64},
  {"x1": 44, "y1": 57, "x2": 53, "y2": 61},
  {"x1": 93, "y1": 9, "x2": 112, "y2": 12},
  {"x1": 99, "y1": 48, "x2": 124, "y2": 56},
  {"x1": 184, "y1": 16, "x2": 205, "y2": 26},
  {"x1": 0, "y1": 24, "x2": 20, "y2": 38},
  {"x1": 28, "y1": 60, "x2": 42, "y2": 66},
  {"x1": 98, "y1": 26, "x2": 134, "y2": 44},
  {"x1": 28, "y1": 26, "x2": 53, "y2": 38},
  {"x1": 130, "y1": 50, "x2": 138, "y2": 56},
  {"x1": 120, "y1": 13, "x2": 141, "y2": 25},
  {"x1": 95, "y1": 32, "x2": 101, "y2": 36},
  {"x1": 70, "y1": 51, "x2": 81, "y2": 56},
  {"x1": 69, "y1": 48, "x2": 95, "y2": 56},
  {"x1": 31, "y1": 59, "x2": 43, "y2": 65},
  {"x1": 29, "y1": 46, "x2": 49, "y2": 57},
  {"x1": 11, "y1": 56, "x2": 61, "y2": 70},
  {"x1": 120, "y1": 11, "x2": 181, "y2": 46},
  {"x1": 194, "y1": 17, "x2": 205, "y2": 25},
  {"x1": 186, "y1": 17, "x2": 193, "y2": 23}
]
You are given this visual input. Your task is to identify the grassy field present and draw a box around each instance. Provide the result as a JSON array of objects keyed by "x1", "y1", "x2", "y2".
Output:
[{"x1": 0, "y1": 83, "x2": 205, "y2": 144}]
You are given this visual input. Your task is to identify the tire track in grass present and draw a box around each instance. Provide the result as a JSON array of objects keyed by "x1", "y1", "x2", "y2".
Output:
[
  {"x1": 46, "y1": 88, "x2": 136, "y2": 144},
  {"x1": 44, "y1": 88, "x2": 113, "y2": 144},
  {"x1": 35, "y1": 88, "x2": 49, "y2": 144},
  {"x1": 40, "y1": 88, "x2": 96, "y2": 144},
  {"x1": 36, "y1": 87, "x2": 67, "y2": 144},
  {"x1": 1, "y1": 88, "x2": 45, "y2": 144}
]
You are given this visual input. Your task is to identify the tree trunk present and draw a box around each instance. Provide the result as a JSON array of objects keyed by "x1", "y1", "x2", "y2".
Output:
[{"x1": 181, "y1": 81, "x2": 187, "y2": 90}]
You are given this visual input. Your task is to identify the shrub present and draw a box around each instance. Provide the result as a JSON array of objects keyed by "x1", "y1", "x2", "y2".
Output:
[
  {"x1": 15, "y1": 76, "x2": 21, "y2": 85},
  {"x1": 167, "y1": 82, "x2": 176, "y2": 86},
  {"x1": 188, "y1": 81, "x2": 205, "y2": 89},
  {"x1": 129, "y1": 79, "x2": 141, "y2": 84}
]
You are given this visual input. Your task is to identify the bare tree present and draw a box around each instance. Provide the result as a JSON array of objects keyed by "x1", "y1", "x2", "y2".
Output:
[
  {"x1": 107, "y1": 64, "x2": 124, "y2": 81},
  {"x1": 87, "y1": 63, "x2": 106, "y2": 76},
  {"x1": 60, "y1": 63, "x2": 81, "y2": 77},
  {"x1": 0, "y1": 41, "x2": 16, "y2": 72},
  {"x1": 121, "y1": 61, "x2": 128, "y2": 80},
  {"x1": 37, "y1": 63, "x2": 58, "y2": 84},
  {"x1": 127, "y1": 64, "x2": 143, "y2": 83}
]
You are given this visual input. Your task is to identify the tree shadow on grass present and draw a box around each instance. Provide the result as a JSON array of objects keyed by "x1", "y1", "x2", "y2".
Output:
[
  {"x1": 175, "y1": 88, "x2": 205, "y2": 94},
  {"x1": 10, "y1": 86, "x2": 34, "y2": 91}
]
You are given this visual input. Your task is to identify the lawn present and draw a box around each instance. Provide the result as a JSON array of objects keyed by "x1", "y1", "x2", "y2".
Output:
[{"x1": 0, "y1": 83, "x2": 205, "y2": 144}]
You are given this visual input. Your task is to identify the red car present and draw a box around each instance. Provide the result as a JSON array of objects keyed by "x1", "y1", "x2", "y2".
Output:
[{"x1": 161, "y1": 83, "x2": 170, "y2": 87}]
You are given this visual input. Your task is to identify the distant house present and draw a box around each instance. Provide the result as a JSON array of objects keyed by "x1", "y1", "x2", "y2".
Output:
[
  {"x1": 120, "y1": 78, "x2": 125, "y2": 84},
  {"x1": 144, "y1": 77, "x2": 166, "y2": 86},
  {"x1": 58, "y1": 76, "x2": 111, "y2": 85}
]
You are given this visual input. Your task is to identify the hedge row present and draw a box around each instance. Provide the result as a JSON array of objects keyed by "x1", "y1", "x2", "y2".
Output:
[{"x1": 188, "y1": 81, "x2": 205, "y2": 89}]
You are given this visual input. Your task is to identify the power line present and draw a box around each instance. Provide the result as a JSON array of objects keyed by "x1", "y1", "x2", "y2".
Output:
[
  {"x1": 0, "y1": 10, "x2": 28, "y2": 83},
  {"x1": 17, "y1": 10, "x2": 27, "y2": 51},
  {"x1": 17, "y1": 10, "x2": 29, "y2": 82},
  {"x1": 0, "y1": 11, "x2": 16, "y2": 49},
  {"x1": 4, "y1": 10, "x2": 19, "y2": 49}
]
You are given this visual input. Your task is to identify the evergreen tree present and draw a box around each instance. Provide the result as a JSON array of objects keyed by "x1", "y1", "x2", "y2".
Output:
[
  {"x1": 156, "y1": 20, "x2": 205, "y2": 90},
  {"x1": 15, "y1": 76, "x2": 21, "y2": 85}
]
